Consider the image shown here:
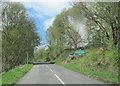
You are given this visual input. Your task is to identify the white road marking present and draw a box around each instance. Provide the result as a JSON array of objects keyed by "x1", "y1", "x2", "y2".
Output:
[
  {"x1": 50, "y1": 69, "x2": 53, "y2": 72},
  {"x1": 54, "y1": 74, "x2": 65, "y2": 85}
]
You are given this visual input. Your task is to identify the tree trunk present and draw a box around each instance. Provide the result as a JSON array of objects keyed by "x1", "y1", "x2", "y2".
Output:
[
  {"x1": 66, "y1": 27, "x2": 78, "y2": 50},
  {"x1": 111, "y1": 23, "x2": 117, "y2": 46},
  {"x1": 74, "y1": 43, "x2": 77, "y2": 50}
]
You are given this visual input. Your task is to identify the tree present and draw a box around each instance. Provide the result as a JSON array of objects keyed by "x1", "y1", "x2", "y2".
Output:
[
  {"x1": 70, "y1": 2, "x2": 119, "y2": 47},
  {"x1": 2, "y1": 2, "x2": 40, "y2": 72}
]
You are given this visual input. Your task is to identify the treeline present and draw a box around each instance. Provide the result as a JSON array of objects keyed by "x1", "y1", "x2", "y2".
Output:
[
  {"x1": 35, "y1": 2, "x2": 120, "y2": 62},
  {"x1": 2, "y1": 2, "x2": 40, "y2": 72}
]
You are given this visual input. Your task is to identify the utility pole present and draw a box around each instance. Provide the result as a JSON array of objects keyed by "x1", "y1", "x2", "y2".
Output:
[
  {"x1": 27, "y1": 51, "x2": 28, "y2": 64},
  {"x1": 27, "y1": 30, "x2": 29, "y2": 64}
]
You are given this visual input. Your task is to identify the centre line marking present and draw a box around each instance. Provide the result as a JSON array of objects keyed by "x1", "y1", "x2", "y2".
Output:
[
  {"x1": 54, "y1": 74, "x2": 65, "y2": 85},
  {"x1": 50, "y1": 69, "x2": 53, "y2": 72}
]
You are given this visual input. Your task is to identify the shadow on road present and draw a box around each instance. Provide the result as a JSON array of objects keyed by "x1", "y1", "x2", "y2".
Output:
[{"x1": 32, "y1": 61, "x2": 55, "y2": 65}]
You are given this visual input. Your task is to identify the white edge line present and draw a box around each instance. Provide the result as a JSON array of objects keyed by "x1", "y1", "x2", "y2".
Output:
[{"x1": 54, "y1": 74, "x2": 65, "y2": 85}]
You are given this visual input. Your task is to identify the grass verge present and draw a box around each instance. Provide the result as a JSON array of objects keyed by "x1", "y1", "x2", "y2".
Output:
[
  {"x1": 2, "y1": 64, "x2": 33, "y2": 85},
  {"x1": 55, "y1": 48, "x2": 119, "y2": 84},
  {"x1": 56, "y1": 63, "x2": 119, "y2": 84}
]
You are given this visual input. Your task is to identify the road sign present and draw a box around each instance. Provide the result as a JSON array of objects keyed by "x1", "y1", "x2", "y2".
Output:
[{"x1": 75, "y1": 49, "x2": 85, "y2": 56}]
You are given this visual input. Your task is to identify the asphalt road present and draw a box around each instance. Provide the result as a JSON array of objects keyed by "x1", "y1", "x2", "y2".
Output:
[{"x1": 16, "y1": 64, "x2": 103, "y2": 84}]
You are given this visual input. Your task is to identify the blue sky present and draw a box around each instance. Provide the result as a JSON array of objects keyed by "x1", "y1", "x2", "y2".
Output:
[{"x1": 20, "y1": 1, "x2": 71, "y2": 43}]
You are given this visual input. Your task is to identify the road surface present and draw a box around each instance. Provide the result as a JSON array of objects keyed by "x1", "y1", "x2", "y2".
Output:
[{"x1": 16, "y1": 64, "x2": 103, "y2": 84}]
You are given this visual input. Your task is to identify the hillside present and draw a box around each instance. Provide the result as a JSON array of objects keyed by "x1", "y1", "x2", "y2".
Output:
[{"x1": 55, "y1": 47, "x2": 119, "y2": 84}]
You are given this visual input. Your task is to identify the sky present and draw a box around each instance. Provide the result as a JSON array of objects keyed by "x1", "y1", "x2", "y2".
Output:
[{"x1": 18, "y1": 1, "x2": 71, "y2": 43}]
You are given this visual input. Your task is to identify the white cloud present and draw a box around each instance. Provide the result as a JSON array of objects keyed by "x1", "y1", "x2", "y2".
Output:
[
  {"x1": 44, "y1": 17, "x2": 55, "y2": 30},
  {"x1": 22, "y1": 2, "x2": 71, "y2": 17},
  {"x1": 27, "y1": 12, "x2": 43, "y2": 19},
  {"x1": 35, "y1": 13, "x2": 43, "y2": 19},
  {"x1": 21, "y1": 2, "x2": 71, "y2": 31}
]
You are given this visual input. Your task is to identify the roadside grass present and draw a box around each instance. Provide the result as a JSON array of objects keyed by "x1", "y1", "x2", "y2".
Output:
[
  {"x1": 57, "y1": 63, "x2": 119, "y2": 84},
  {"x1": 0, "y1": 74, "x2": 1, "y2": 86},
  {"x1": 2, "y1": 64, "x2": 33, "y2": 85},
  {"x1": 55, "y1": 48, "x2": 119, "y2": 84}
]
